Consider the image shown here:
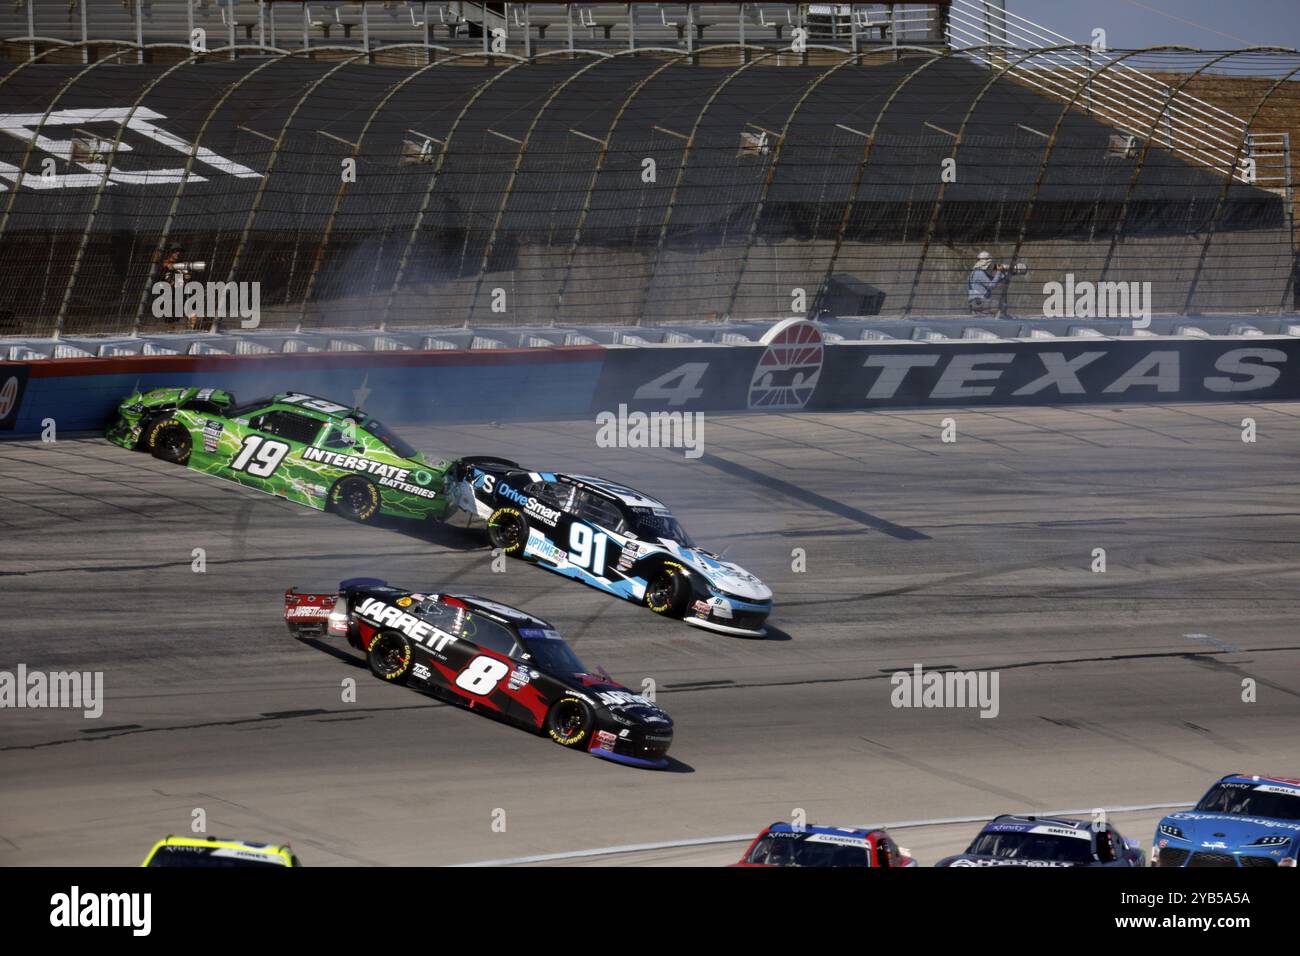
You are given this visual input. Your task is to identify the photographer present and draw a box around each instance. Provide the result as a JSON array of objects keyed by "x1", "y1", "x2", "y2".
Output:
[
  {"x1": 967, "y1": 251, "x2": 1009, "y2": 314},
  {"x1": 156, "y1": 243, "x2": 204, "y2": 331}
]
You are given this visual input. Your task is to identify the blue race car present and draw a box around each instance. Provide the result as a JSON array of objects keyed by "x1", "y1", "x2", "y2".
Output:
[
  {"x1": 451, "y1": 460, "x2": 774, "y2": 636},
  {"x1": 936, "y1": 814, "x2": 1145, "y2": 867},
  {"x1": 1153, "y1": 774, "x2": 1300, "y2": 867}
]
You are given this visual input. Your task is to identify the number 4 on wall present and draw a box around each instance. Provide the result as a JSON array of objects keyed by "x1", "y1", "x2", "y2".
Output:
[{"x1": 632, "y1": 362, "x2": 708, "y2": 407}]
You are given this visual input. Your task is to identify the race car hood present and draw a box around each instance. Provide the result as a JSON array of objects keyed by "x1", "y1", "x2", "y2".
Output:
[
  {"x1": 121, "y1": 386, "x2": 233, "y2": 413},
  {"x1": 937, "y1": 854, "x2": 1082, "y2": 868},
  {"x1": 658, "y1": 541, "x2": 772, "y2": 602},
  {"x1": 1160, "y1": 810, "x2": 1300, "y2": 850},
  {"x1": 566, "y1": 677, "x2": 673, "y2": 728}
]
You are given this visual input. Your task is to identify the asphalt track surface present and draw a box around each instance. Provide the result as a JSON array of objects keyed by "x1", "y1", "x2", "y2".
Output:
[{"x1": 2, "y1": 403, "x2": 1299, "y2": 867}]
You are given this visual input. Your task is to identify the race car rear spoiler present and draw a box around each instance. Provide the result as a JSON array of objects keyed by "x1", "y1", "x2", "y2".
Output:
[{"x1": 284, "y1": 588, "x2": 335, "y2": 639}]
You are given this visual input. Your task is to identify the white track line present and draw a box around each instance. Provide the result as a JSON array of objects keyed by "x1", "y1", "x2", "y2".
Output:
[{"x1": 456, "y1": 801, "x2": 1195, "y2": 866}]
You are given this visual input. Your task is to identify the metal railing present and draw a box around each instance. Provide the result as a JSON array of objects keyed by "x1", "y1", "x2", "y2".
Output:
[
  {"x1": 945, "y1": 0, "x2": 1254, "y2": 182},
  {"x1": 1247, "y1": 131, "x2": 1293, "y2": 203}
]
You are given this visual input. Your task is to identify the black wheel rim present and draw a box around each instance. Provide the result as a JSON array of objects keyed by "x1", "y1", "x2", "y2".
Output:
[
  {"x1": 647, "y1": 573, "x2": 674, "y2": 607},
  {"x1": 344, "y1": 484, "x2": 368, "y2": 513},
  {"x1": 372, "y1": 634, "x2": 407, "y2": 676},
  {"x1": 551, "y1": 701, "x2": 585, "y2": 742},
  {"x1": 492, "y1": 515, "x2": 523, "y2": 548},
  {"x1": 339, "y1": 481, "x2": 373, "y2": 516}
]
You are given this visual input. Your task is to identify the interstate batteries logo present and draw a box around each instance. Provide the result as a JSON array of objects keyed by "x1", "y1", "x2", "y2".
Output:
[
  {"x1": 749, "y1": 318, "x2": 824, "y2": 409},
  {"x1": 300, "y1": 447, "x2": 439, "y2": 499}
]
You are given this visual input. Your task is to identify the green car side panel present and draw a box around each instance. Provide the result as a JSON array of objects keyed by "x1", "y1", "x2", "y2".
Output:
[
  {"x1": 111, "y1": 391, "x2": 452, "y2": 521},
  {"x1": 192, "y1": 406, "x2": 451, "y2": 519}
]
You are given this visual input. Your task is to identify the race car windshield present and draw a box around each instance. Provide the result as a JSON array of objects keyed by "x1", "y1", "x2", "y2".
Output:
[
  {"x1": 1196, "y1": 784, "x2": 1300, "y2": 821},
  {"x1": 517, "y1": 628, "x2": 587, "y2": 675},
  {"x1": 746, "y1": 836, "x2": 869, "y2": 867},
  {"x1": 148, "y1": 847, "x2": 286, "y2": 867},
  {"x1": 227, "y1": 396, "x2": 275, "y2": 418},
  {"x1": 965, "y1": 831, "x2": 1093, "y2": 863},
  {"x1": 626, "y1": 509, "x2": 694, "y2": 547},
  {"x1": 360, "y1": 416, "x2": 418, "y2": 459}
]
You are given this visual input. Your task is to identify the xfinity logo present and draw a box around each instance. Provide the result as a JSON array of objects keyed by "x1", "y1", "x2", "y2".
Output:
[
  {"x1": 861, "y1": 347, "x2": 1286, "y2": 401},
  {"x1": 50, "y1": 887, "x2": 151, "y2": 936}
]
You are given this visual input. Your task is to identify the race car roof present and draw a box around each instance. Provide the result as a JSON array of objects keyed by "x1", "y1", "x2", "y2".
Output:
[
  {"x1": 984, "y1": 815, "x2": 1093, "y2": 835},
  {"x1": 450, "y1": 594, "x2": 552, "y2": 629},
  {"x1": 765, "y1": 822, "x2": 878, "y2": 840},
  {"x1": 1221, "y1": 774, "x2": 1300, "y2": 791},
  {"x1": 270, "y1": 392, "x2": 366, "y2": 423},
  {"x1": 561, "y1": 474, "x2": 669, "y2": 510},
  {"x1": 150, "y1": 836, "x2": 294, "y2": 865}
]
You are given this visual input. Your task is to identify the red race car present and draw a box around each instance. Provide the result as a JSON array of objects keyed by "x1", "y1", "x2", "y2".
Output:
[
  {"x1": 733, "y1": 822, "x2": 918, "y2": 867},
  {"x1": 284, "y1": 578, "x2": 674, "y2": 768}
]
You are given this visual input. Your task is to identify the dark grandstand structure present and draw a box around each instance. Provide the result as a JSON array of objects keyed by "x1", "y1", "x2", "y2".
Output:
[{"x1": 0, "y1": 3, "x2": 1295, "y2": 334}]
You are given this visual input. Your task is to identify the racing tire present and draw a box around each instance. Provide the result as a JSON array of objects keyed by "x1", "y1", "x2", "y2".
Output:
[
  {"x1": 366, "y1": 631, "x2": 413, "y2": 685},
  {"x1": 148, "y1": 419, "x2": 192, "y2": 465},
  {"x1": 545, "y1": 696, "x2": 594, "y2": 748},
  {"x1": 330, "y1": 476, "x2": 381, "y2": 523},
  {"x1": 487, "y1": 507, "x2": 529, "y2": 557},
  {"x1": 644, "y1": 562, "x2": 691, "y2": 619},
  {"x1": 130, "y1": 413, "x2": 160, "y2": 451}
]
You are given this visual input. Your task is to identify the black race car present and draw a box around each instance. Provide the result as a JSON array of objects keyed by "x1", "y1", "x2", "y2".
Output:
[
  {"x1": 449, "y1": 459, "x2": 773, "y2": 637},
  {"x1": 284, "y1": 579, "x2": 674, "y2": 768},
  {"x1": 936, "y1": 814, "x2": 1146, "y2": 867}
]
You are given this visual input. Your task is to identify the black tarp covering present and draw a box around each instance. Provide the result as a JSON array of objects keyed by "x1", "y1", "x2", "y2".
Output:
[{"x1": 0, "y1": 54, "x2": 1287, "y2": 330}]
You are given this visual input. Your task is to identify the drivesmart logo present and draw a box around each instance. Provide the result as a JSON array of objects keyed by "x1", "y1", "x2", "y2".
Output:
[
  {"x1": 49, "y1": 886, "x2": 151, "y2": 936},
  {"x1": 498, "y1": 483, "x2": 563, "y2": 523}
]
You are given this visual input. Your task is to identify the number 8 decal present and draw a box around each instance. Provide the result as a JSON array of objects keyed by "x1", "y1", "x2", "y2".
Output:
[{"x1": 454, "y1": 655, "x2": 510, "y2": 695}]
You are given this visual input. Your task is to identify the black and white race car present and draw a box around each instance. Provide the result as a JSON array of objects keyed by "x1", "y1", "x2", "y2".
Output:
[
  {"x1": 450, "y1": 459, "x2": 773, "y2": 637},
  {"x1": 285, "y1": 579, "x2": 675, "y2": 768},
  {"x1": 936, "y1": 815, "x2": 1146, "y2": 867}
]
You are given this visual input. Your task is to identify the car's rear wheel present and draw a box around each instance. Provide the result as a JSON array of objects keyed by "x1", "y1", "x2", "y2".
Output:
[
  {"x1": 366, "y1": 631, "x2": 413, "y2": 685},
  {"x1": 487, "y1": 507, "x2": 529, "y2": 556},
  {"x1": 545, "y1": 697, "x2": 593, "y2": 748},
  {"x1": 645, "y1": 563, "x2": 690, "y2": 618},
  {"x1": 148, "y1": 420, "x2": 192, "y2": 465},
  {"x1": 331, "y1": 476, "x2": 381, "y2": 522}
]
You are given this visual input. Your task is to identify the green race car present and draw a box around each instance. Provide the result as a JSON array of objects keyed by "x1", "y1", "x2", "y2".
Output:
[{"x1": 107, "y1": 387, "x2": 460, "y2": 522}]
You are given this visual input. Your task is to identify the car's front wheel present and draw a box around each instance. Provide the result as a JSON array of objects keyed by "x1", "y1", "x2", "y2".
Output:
[
  {"x1": 644, "y1": 562, "x2": 690, "y2": 618},
  {"x1": 148, "y1": 419, "x2": 192, "y2": 465},
  {"x1": 330, "y1": 476, "x2": 381, "y2": 522},
  {"x1": 487, "y1": 507, "x2": 529, "y2": 556},
  {"x1": 545, "y1": 697, "x2": 593, "y2": 748},
  {"x1": 366, "y1": 631, "x2": 413, "y2": 685}
]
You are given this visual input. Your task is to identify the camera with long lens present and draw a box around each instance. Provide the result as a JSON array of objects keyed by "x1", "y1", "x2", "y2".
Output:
[{"x1": 165, "y1": 261, "x2": 206, "y2": 275}]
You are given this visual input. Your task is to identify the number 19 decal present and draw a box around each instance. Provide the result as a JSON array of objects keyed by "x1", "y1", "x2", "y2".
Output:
[
  {"x1": 455, "y1": 655, "x2": 510, "y2": 695},
  {"x1": 230, "y1": 435, "x2": 290, "y2": 478}
]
